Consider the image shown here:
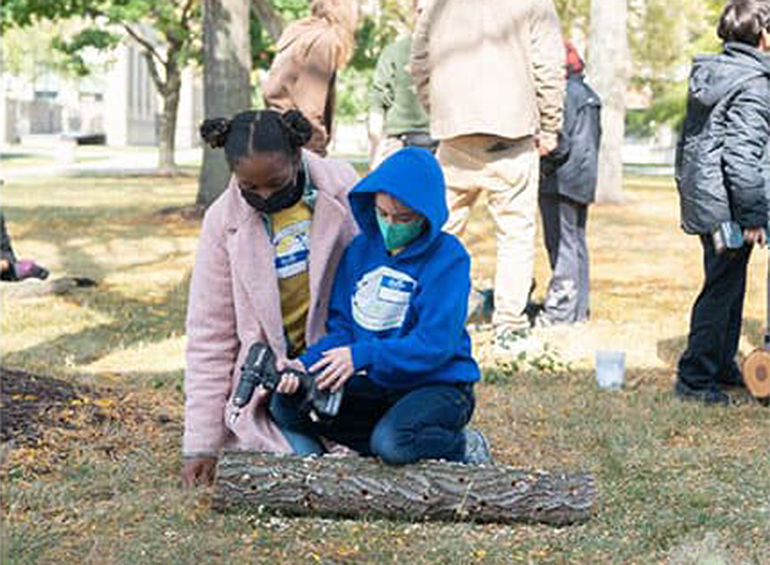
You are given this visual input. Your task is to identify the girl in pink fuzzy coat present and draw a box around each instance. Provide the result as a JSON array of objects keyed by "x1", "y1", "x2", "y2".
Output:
[{"x1": 182, "y1": 109, "x2": 357, "y2": 487}]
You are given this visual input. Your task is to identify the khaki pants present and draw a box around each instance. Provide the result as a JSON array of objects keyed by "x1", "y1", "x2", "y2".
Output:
[{"x1": 438, "y1": 134, "x2": 539, "y2": 331}]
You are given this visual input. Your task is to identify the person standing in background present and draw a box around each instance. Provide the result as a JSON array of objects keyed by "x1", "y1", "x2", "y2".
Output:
[
  {"x1": 675, "y1": 0, "x2": 770, "y2": 405},
  {"x1": 368, "y1": 0, "x2": 435, "y2": 170},
  {"x1": 1, "y1": 211, "x2": 49, "y2": 282},
  {"x1": 263, "y1": 0, "x2": 359, "y2": 156},
  {"x1": 536, "y1": 41, "x2": 601, "y2": 327},
  {"x1": 410, "y1": 0, "x2": 564, "y2": 357}
]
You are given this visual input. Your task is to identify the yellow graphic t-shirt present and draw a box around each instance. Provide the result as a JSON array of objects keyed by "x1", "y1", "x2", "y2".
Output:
[{"x1": 271, "y1": 201, "x2": 311, "y2": 357}]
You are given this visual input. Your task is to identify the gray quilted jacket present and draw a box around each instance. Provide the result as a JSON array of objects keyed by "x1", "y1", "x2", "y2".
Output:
[{"x1": 676, "y1": 43, "x2": 770, "y2": 235}]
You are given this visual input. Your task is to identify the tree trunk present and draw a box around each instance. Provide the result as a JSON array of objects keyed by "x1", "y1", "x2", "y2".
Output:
[
  {"x1": 158, "y1": 58, "x2": 182, "y2": 175},
  {"x1": 212, "y1": 451, "x2": 597, "y2": 526},
  {"x1": 252, "y1": 0, "x2": 284, "y2": 42},
  {"x1": 587, "y1": 0, "x2": 628, "y2": 203},
  {"x1": 197, "y1": 0, "x2": 253, "y2": 208}
]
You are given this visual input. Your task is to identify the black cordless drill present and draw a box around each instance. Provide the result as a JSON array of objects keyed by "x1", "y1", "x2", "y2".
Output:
[{"x1": 230, "y1": 343, "x2": 343, "y2": 424}]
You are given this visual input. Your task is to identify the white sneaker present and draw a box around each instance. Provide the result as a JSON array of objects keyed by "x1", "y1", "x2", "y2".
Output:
[{"x1": 463, "y1": 427, "x2": 493, "y2": 465}]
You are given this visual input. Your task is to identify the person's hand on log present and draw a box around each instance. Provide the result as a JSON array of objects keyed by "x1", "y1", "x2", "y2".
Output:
[
  {"x1": 182, "y1": 456, "x2": 217, "y2": 488},
  {"x1": 275, "y1": 358, "x2": 305, "y2": 394},
  {"x1": 311, "y1": 347, "x2": 354, "y2": 392}
]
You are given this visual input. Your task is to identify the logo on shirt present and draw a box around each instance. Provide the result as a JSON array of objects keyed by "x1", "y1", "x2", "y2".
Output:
[
  {"x1": 352, "y1": 266, "x2": 417, "y2": 331},
  {"x1": 273, "y1": 220, "x2": 311, "y2": 279}
]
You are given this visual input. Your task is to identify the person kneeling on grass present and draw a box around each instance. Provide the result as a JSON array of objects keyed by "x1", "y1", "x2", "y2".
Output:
[{"x1": 269, "y1": 147, "x2": 491, "y2": 465}]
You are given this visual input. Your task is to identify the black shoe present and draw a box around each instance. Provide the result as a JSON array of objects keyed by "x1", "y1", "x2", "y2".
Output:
[
  {"x1": 716, "y1": 366, "x2": 746, "y2": 390},
  {"x1": 674, "y1": 380, "x2": 731, "y2": 406}
]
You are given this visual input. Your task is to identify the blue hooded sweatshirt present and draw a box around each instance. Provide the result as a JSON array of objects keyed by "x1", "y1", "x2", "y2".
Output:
[{"x1": 300, "y1": 147, "x2": 480, "y2": 389}]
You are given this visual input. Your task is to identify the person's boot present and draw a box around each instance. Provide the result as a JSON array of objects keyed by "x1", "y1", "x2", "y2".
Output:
[
  {"x1": 716, "y1": 363, "x2": 746, "y2": 390},
  {"x1": 13, "y1": 260, "x2": 49, "y2": 281},
  {"x1": 674, "y1": 379, "x2": 731, "y2": 406}
]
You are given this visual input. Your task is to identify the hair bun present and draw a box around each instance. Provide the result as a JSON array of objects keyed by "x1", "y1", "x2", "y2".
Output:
[
  {"x1": 281, "y1": 110, "x2": 313, "y2": 148},
  {"x1": 200, "y1": 118, "x2": 231, "y2": 148}
]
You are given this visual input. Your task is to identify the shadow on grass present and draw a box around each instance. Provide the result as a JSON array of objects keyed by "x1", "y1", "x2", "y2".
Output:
[
  {"x1": 1, "y1": 152, "x2": 49, "y2": 161},
  {"x1": 60, "y1": 167, "x2": 201, "y2": 179},
  {"x1": 657, "y1": 319, "x2": 767, "y2": 372},
  {"x1": 3, "y1": 203, "x2": 199, "y2": 289},
  {"x1": 4, "y1": 205, "x2": 187, "y2": 240},
  {"x1": 3, "y1": 274, "x2": 190, "y2": 373},
  {"x1": 657, "y1": 335, "x2": 686, "y2": 368}
]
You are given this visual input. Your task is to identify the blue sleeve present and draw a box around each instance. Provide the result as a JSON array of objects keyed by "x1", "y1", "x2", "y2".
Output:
[
  {"x1": 299, "y1": 244, "x2": 356, "y2": 369},
  {"x1": 349, "y1": 240, "x2": 471, "y2": 378}
]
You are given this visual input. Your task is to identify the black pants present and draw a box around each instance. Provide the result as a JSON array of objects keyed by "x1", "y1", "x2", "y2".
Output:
[{"x1": 677, "y1": 236, "x2": 752, "y2": 390}]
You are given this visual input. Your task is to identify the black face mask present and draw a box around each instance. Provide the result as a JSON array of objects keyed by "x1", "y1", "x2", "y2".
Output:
[{"x1": 240, "y1": 167, "x2": 306, "y2": 214}]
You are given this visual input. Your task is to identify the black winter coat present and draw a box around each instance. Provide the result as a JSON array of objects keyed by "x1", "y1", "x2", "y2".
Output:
[
  {"x1": 1, "y1": 212, "x2": 17, "y2": 281},
  {"x1": 676, "y1": 43, "x2": 770, "y2": 235},
  {"x1": 540, "y1": 71, "x2": 601, "y2": 204}
]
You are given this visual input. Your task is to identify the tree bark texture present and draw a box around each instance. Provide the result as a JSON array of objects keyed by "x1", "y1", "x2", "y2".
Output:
[
  {"x1": 212, "y1": 451, "x2": 597, "y2": 526},
  {"x1": 157, "y1": 56, "x2": 182, "y2": 175},
  {"x1": 587, "y1": 0, "x2": 628, "y2": 203},
  {"x1": 197, "y1": 0, "x2": 253, "y2": 208}
]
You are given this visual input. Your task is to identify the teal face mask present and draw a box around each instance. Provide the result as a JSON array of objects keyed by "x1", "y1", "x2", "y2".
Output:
[{"x1": 376, "y1": 211, "x2": 425, "y2": 251}]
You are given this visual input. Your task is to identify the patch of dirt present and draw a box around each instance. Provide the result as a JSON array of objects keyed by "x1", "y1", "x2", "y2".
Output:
[
  {"x1": 1, "y1": 367, "x2": 183, "y2": 477},
  {"x1": 1, "y1": 367, "x2": 106, "y2": 445}
]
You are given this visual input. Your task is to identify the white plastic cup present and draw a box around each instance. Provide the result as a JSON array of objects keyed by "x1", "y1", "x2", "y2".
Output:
[{"x1": 595, "y1": 350, "x2": 625, "y2": 390}]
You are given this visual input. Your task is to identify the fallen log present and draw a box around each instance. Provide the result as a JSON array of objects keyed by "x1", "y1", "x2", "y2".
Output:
[{"x1": 212, "y1": 451, "x2": 596, "y2": 526}]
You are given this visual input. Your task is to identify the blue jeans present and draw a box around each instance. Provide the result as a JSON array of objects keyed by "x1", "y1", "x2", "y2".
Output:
[{"x1": 269, "y1": 374, "x2": 475, "y2": 465}]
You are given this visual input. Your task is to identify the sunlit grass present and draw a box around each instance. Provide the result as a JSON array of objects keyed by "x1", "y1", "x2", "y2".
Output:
[{"x1": 1, "y1": 171, "x2": 768, "y2": 564}]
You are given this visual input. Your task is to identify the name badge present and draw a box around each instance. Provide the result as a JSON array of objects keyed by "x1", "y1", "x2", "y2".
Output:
[
  {"x1": 353, "y1": 266, "x2": 417, "y2": 332},
  {"x1": 273, "y1": 220, "x2": 311, "y2": 279}
]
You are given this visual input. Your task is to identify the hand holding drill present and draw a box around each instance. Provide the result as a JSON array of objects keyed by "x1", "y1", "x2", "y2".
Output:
[{"x1": 230, "y1": 343, "x2": 343, "y2": 425}]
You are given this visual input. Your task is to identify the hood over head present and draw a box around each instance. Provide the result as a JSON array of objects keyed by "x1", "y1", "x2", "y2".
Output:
[
  {"x1": 689, "y1": 42, "x2": 770, "y2": 108},
  {"x1": 349, "y1": 147, "x2": 447, "y2": 256}
]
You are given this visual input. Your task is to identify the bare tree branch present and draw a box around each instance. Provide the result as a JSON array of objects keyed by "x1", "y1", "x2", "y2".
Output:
[
  {"x1": 122, "y1": 23, "x2": 166, "y2": 69},
  {"x1": 251, "y1": 0, "x2": 284, "y2": 42},
  {"x1": 181, "y1": 0, "x2": 197, "y2": 28},
  {"x1": 142, "y1": 51, "x2": 167, "y2": 95}
]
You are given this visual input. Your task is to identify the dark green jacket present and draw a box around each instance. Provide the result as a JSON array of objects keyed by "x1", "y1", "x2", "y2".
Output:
[{"x1": 370, "y1": 37, "x2": 429, "y2": 136}]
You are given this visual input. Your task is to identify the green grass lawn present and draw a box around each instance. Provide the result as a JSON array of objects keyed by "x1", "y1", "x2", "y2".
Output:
[{"x1": 1, "y1": 172, "x2": 768, "y2": 564}]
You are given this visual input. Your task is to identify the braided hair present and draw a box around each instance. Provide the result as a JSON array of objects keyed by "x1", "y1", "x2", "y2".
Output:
[{"x1": 199, "y1": 109, "x2": 313, "y2": 168}]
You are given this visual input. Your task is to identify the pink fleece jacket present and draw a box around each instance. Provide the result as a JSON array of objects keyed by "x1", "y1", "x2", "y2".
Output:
[{"x1": 183, "y1": 151, "x2": 358, "y2": 457}]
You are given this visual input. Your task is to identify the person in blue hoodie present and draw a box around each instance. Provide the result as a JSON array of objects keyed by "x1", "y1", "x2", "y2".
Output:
[{"x1": 269, "y1": 147, "x2": 485, "y2": 465}]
